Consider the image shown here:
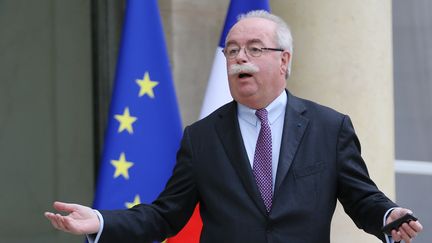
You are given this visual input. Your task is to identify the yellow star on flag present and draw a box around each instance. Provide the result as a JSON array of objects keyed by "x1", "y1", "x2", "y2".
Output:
[
  {"x1": 136, "y1": 72, "x2": 159, "y2": 98},
  {"x1": 111, "y1": 152, "x2": 134, "y2": 179},
  {"x1": 114, "y1": 107, "x2": 137, "y2": 134},
  {"x1": 125, "y1": 194, "x2": 141, "y2": 209}
]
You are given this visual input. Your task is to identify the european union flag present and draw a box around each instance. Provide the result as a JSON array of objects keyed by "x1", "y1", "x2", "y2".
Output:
[{"x1": 93, "y1": 0, "x2": 182, "y2": 213}]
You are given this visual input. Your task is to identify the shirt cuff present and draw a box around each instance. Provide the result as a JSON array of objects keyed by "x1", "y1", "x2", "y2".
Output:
[
  {"x1": 383, "y1": 207, "x2": 397, "y2": 243},
  {"x1": 86, "y1": 210, "x2": 104, "y2": 243}
]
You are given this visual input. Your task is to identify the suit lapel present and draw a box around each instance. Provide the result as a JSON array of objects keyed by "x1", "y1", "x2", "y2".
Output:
[
  {"x1": 274, "y1": 92, "x2": 309, "y2": 197},
  {"x1": 215, "y1": 102, "x2": 268, "y2": 215}
]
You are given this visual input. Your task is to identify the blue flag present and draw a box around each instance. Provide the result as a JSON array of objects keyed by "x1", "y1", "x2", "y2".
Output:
[{"x1": 93, "y1": 0, "x2": 182, "y2": 211}]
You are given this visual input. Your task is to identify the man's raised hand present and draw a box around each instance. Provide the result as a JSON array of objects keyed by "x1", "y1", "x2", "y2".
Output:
[{"x1": 44, "y1": 201, "x2": 100, "y2": 235}]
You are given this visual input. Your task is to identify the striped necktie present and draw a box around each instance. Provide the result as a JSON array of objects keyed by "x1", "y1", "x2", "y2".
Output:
[{"x1": 253, "y1": 108, "x2": 273, "y2": 213}]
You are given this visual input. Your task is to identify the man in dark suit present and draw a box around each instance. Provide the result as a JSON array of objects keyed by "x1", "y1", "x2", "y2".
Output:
[{"x1": 45, "y1": 10, "x2": 423, "y2": 243}]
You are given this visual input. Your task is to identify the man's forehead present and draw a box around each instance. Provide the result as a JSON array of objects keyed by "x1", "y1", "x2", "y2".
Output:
[
  {"x1": 226, "y1": 18, "x2": 276, "y2": 43},
  {"x1": 226, "y1": 38, "x2": 264, "y2": 47}
]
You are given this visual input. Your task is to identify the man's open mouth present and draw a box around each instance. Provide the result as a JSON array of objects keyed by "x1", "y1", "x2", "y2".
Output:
[{"x1": 238, "y1": 73, "x2": 253, "y2": 79}]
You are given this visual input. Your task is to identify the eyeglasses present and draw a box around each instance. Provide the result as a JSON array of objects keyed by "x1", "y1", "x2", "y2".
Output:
[{"x1": 223, "y1": 43, "x2": 284, "y2": 59}]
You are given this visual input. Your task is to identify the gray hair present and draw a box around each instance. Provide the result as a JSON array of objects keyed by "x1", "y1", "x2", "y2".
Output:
[{"x1": 233, "y1": 10, "x2": 294, "y2": 79}]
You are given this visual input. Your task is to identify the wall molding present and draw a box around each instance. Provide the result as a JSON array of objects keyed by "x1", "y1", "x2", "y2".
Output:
[{"x1": 395, "y1": 160, "x2": 432, "y2": 176}]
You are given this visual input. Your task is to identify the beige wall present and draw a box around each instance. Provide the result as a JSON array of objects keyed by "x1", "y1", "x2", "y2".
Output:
[{"x1": 162, "y1": 0, "x2": 394, "y2": 242}]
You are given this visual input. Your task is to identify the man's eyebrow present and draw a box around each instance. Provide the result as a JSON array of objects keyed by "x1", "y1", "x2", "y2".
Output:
[
  {"x1": 225, "y1": 40, "x2": 238, "y2": 46},
  {"x1": 225, "y1": 39, "x2": 264, "y2": 47},
  {"x1": 247, "y1": 39, "x2": 264, "y2": 45}
]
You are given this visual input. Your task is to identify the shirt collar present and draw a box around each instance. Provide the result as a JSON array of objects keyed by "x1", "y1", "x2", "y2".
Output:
[{"x1": 238, "y1": 91, "x2": 287, "y2": 126}]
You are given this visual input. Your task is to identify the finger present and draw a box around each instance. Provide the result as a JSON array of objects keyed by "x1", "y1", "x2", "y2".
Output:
[
  {"x1": 401, "y1": 222, "x2": 417, "y2": 238},
  {"x1": 45, "y1": 212, "x2": 61, "y2": 230},
  {"x1": 44, "y1": 212, "x2": 54, "y2": 219},
  {"x1": 52, "y1": 214, "x2": 68, "y2": 232},
  {"x1": 59, "y1": 215, "x2": 72, "y2": 233},
  {"x1": 53, "y1": 201, "x2": 77, "y2": 213},
  {"x1": 410, "y1": 220, "x2": 423, "y2": 232},
  {"x1": 55, "y1": 213, "x2": 70, "y2": 232},
  {"x1": 391, "y1": 229, "x2": 402, "y2": 241},
  {"x1": 399, "y1": 227, "x2": 412, "y2": 243}
]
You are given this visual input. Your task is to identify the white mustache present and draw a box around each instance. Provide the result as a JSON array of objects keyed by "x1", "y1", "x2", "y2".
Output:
[{"x1": 228, "y1": 63, "x2": 260, "y2": 75}]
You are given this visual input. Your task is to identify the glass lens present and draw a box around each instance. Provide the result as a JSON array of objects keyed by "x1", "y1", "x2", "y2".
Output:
[{"x1": 225, "y1": 44, "x2": 240, "y2": 58}]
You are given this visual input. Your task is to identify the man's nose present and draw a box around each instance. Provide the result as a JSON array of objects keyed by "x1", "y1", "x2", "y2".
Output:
[{"x1": 235, "y1": 47, "x2": 249, "y2": 63}]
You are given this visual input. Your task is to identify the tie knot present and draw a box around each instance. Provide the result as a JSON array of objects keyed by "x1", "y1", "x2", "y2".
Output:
[{"x1": 255, "y1": 109, "x2": 269, "y2": 123}]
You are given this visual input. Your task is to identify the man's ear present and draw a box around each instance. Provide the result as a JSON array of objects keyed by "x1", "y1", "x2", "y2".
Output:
[{"x1": 280, "y1": 51, "x2": 291, "y2": 75}]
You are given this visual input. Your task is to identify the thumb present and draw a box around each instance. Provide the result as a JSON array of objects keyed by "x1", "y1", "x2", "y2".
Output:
[
  {"x1": 390, "y1": 208, "x2": 413, "y2": 221},
  {"x1": 397, "y1": 208, "x2": 413, "y2": 216},
  {"x1": 53, "y1": 201, "x2": 78, "y2": 213}
]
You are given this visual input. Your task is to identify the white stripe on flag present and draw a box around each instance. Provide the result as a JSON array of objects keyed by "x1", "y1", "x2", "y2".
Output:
[{"x1": 199, "y1": 47, "x2": 233, "y2": 119}]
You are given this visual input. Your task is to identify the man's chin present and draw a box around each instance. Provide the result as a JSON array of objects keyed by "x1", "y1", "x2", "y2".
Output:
[
  {"x1": 233, "y1": 91, "x2": 260, "y2": 105},
  {"x1": 236, "y1": 89, "x2": 256, "y2": 98}
]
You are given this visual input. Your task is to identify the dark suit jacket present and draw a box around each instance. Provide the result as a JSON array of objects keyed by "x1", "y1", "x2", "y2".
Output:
[{"x1": 100, "y1": 91, "x2": 397, "y2": 243}]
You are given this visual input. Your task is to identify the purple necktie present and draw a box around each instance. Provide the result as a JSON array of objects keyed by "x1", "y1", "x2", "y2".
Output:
[{"x1": 253, "y1": 109, "x2": 273, "y2": 213}]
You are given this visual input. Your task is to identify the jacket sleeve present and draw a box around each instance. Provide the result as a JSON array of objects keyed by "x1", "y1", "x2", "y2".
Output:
[
  {"x1": 99, "y1": 126, "x2": 199, "y2": 243},
  {"x1": 336, "y1": 115, "x2": 397, "y2": 242}
]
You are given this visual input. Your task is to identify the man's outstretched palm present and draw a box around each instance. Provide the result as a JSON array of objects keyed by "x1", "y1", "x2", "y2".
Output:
[{"x1": 45, "y1": 201, "x2": 100, "y2": 235}]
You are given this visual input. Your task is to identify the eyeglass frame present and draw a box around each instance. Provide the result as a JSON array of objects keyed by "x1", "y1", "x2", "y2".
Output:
[{"x1": 222, "y1": 43, "x2": 285, "y2": 59}]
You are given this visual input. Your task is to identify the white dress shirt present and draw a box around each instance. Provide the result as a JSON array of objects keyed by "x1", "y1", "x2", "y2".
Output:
[{"x1": 237, "y1": 91, "x2": 287, "y2": 192}]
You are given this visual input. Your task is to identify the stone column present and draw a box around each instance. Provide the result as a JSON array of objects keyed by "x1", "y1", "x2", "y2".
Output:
[
  {"x1": 272, "y1": 0, "x2": 394, "y2": 242},
  {"x1": 161, "y1": 0, "x2": 230, "y2": 126}
]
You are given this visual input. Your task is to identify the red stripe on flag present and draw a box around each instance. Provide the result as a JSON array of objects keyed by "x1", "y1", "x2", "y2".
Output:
[{"x1": 168, "y1": 204, "x2": 202, "y2": 242}]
